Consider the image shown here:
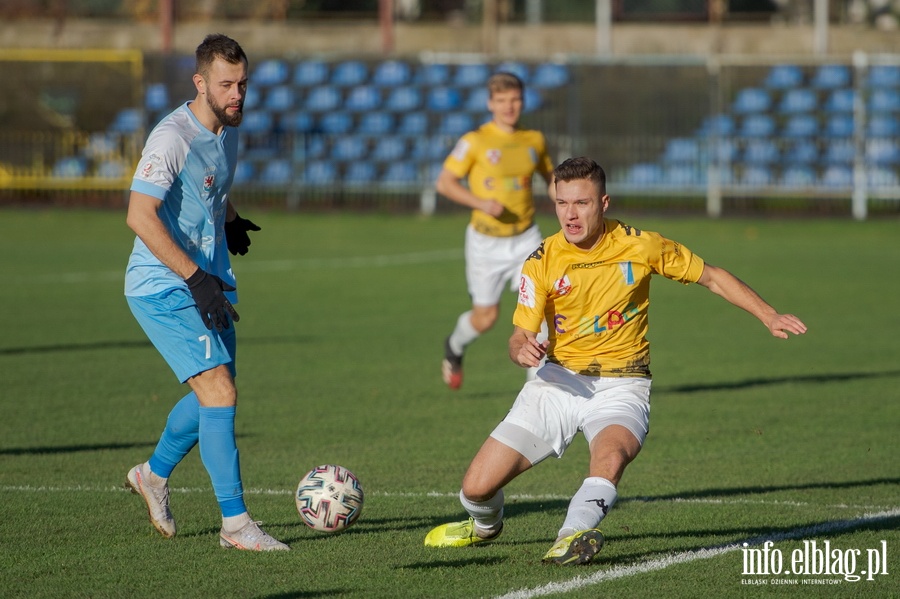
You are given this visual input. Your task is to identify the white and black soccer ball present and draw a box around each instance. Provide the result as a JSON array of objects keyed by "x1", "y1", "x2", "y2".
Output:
[{"x1": 295, "y1": 464, "x2": 364, "y2": 533}]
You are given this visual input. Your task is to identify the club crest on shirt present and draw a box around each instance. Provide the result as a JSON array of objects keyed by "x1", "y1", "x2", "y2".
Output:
[
  {"x1": 486, "y1": 149, "x2": 501, "y2": 164},
  {"x1": 518, "y1": 274, "x2": 536, "y2": 308},
  {"x1": 553, "y1": 275, "x2": 572, "y2": 296},
  {"x1": 203, "y1": 174, "x2": 215, "y2": 192}
]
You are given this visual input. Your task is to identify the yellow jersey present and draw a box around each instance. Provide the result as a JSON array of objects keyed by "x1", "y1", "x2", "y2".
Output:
[
  {"x1": 513, "y1": 219, "x2": 706, "y2": 378},
  {"x1": 443, "y1": 121, "x2": 554, "y2": 237}
]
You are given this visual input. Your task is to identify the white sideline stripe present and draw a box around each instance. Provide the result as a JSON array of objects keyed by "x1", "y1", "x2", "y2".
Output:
[
  {"x1": 25, "y1": 249, "x2": 462, "y2": 284},
  {"x1": 491, "y1": 507, "x2": 900, "y2": 599}
]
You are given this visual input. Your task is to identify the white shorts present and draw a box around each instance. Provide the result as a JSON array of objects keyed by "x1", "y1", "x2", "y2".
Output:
[
  {"x1": 490, "y1": 362, "x2": 651, "y2": 464},
  {"x1": 465, "y1": 224, "x2": 542, "y2": 307}
]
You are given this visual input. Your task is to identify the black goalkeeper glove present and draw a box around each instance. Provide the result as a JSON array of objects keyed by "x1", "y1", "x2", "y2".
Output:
[
  {"x1": 224, "y1": 214, "x2": 261, "y2": 256},
  {"x1": 185, "y1": 268, "x2": 239, "y2": 332}
]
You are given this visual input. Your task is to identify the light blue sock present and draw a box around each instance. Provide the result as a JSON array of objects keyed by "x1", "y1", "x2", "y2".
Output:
[
  {"x1": 198, "y1": 406, "x2": 247, "y2": 518},
  {"x1": 148, "y1": 392, "x2": 200, "y2": 478}
]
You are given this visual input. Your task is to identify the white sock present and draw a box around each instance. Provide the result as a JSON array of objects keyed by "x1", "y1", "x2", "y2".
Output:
[
  {"x1": 448, "y1": 311, "x2": 480, "y2": 356},
  {"x1": 557, "y1": 477, "x2": 617, "y2": 540},
  {"x1": 459, "y1": 489, "x2": 504, "y2": 534},
  {"x1": 222, "y1": 512, "x2": 252, "y2": 533}
]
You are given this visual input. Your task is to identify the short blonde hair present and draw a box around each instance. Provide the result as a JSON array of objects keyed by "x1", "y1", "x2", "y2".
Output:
[{"x1": 487, "y1": 72, "x2": 524, "y2": 97}]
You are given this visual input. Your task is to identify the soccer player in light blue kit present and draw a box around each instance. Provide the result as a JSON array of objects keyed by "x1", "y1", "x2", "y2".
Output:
[{"x1": 123, "y1": 34, "x2": 286, "y2": 551}]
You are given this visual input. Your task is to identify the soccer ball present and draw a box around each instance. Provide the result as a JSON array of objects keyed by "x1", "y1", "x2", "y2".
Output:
[{"x1": 295, "y1": 464, "x2": 364, "y2": 533}]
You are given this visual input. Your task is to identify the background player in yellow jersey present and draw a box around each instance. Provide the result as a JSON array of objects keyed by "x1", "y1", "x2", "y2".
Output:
[
  {"x1": 425, "y1": 157, "x2": 807, "y2": 564},
  {"x1": 436, "y1": 72, "x2": 554, "y2": 390}
]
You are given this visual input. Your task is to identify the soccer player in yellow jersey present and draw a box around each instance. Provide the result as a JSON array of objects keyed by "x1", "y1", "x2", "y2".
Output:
[
  {"x1": 425, "y1": 157, "x2": 807, "y2": 564},
  {"x1": 437, "y1": 71, "x2": 554, "y2": 390}
]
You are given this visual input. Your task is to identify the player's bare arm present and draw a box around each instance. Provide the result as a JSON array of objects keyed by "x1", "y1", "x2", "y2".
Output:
[
  {"x1": 436, "y1": 168, "x2": 504, "y2": 218},
  {"x1": 126, "y1": 191, "x2": 198, "y2": 279},
  {"x1": 697, "y1": 263, "x2": 808, "y2": 339},
  {"x1": 509, "y1": 326, "x2": 548, "y2": 367}
]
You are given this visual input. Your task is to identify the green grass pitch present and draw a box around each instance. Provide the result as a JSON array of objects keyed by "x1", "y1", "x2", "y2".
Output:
[{"x1": 1, "y1": 208, "x2": 898, "y2": 598}]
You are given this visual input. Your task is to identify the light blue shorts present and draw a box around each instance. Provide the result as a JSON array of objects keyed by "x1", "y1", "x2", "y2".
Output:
[{"x1": 126, "y1": 288, "x2": 236, "y2": 383}]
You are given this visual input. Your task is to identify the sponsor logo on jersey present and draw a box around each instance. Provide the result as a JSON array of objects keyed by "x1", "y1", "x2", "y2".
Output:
[
  {"x1": 518, "y1": 274, "x2": 536, "y2": 307},
  {"x1": 139, "y1": 153, "x2": 161, "y2": 179},
  {"x1": 553, "y1": 274, "x2": 572, "y2": 296},
  {"x1": 571, "y1": 260, "x2": 605, "y2": 269},
  {"x1": 554, "y1": 302, "x2": 640, "y2": 337},
  {"x1": 487, "y1": 149, "x2": 501, "y2": 164},
  {"x1": 618, "y1": 261, "x2": 635, "y2": 285},
  {"x1": 451, "y1": 139, "x2": 470, "y2": 161}
]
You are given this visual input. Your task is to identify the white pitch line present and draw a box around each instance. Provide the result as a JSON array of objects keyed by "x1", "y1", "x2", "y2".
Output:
[{"x1": 491, "y1": 507, "x2": 900, "y2": 599}]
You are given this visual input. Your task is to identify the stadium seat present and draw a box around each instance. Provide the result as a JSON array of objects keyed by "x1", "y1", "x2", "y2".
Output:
[
  {"x1": 397, "y1": 112, "x2": 429, "y2": 136},
  {"x1": 331, "y1": 137, "x2": 368, "y2": 162},
  {"x1": 661, "y1": 138, "x2": 700, "y2": 163},
  {"x1": 293, "y1": 60, "x2": 329, "y2": 87},
  {"x1": 664, "y1": 165, "x2": 703, "y2": 186},
  {"x1": 96, "y1": 159, "x2": 128, "y2": 179},
  {"x1": 415, "y1": 63, "x2": 450, "y2": 86},
  {"x1": 304, "y1": 86, "x2": 342, "y2": 112},
  {"x1": 52, "y1": 156, "x2": 87, "y2": 178},
  {"x1": 239, "y1": 111, "x2": 273, "y2": 135},
  {"x1": 372, "y1": 60, "x2": 412, "y2": 87},
  {"x1": 783, "y1": 139, "x2": 818, "y2": 164},
  {"x1": 453, "y1": 63, "x2": 490, "y2": 87},
  {"x1": 711, "y1": 139, "x2": 738, "y2": 163},
  {"x1": 868, "y1": 166, "x2": 900, "y2": 188},
  {"x1": 738, "y1": 114, "x2": 776, "y2": 137},
  {"x1": 742, "y1": 139, "x2": 780, "y2": 164},
  {"x1": 781, "y1": 165, "x2": 817, "y2": 187},
  {"x1": 868, "y1": 115, "x2": 900, "y2": 137},
  {"x1": 243, "y1": 86, "x2": 261, "y2": 110},
  {"x1": 778, "y1": 88, "x2": 817, "y2": 113},
  {"x1": 370, "y1": 136, "x2": 408, "y2": 162},
  {"x1": 425, "y1": 161, "x2": 444, "y2": 183},
  {"x1": 427, "y1": 87, "x2": 463, "y2": 111},
  {"x1": 823, "y1": 88, "x2": 855, "y2": 113},
  {"x1": 496, "y1": 61, "x2": 529, "y2": 83},
  {"x1": 811, "y1": 64, "x2": 850, "y2": 89},
  {"x1": 331, "y1": 60, "x2": 368, "y2": 87},
  {"x1": 296, "y1": 136, "x2": 328, "y2": 160},
  {"x1": 344, "y1": 161, "x2": 378, "y2": 184},
  {"x1": 696, "y1": 114, "x2": 735, "y2": 137},
  {"x1": 764, "y1": 64, "x2": 804, "y2": 89},
  {"x1": 823, "y1": 114, "x2": 855, "y2": 138},
  {"x1": 357, "y1": 112, "x2": 395, "y2": 136},
  {"x1": 867, "y1": 65, "x2": 900, "y2": 89},
  {"x1": 869, "y1": 89, "x2": 900, "y2": 113},
  {"x1": 381, "y1": 162, "x2": 419, "y2": 184},
  {"x1": 303, "y1": 160, "x2": 337, "y2": 185},
  {"x1": 384, "y1": 86, "x2": 422, "y2": 112},
  {"x1": 232, "y1": 161, "x2": 256, "y2": 185},
  {"x1": 318, "y1": 112, "x2": 353, "y2": 135},
  {"x1": 740, "y1": 165, "x2": 774, "y2": 186},
  {"x1": 437, "y1": 112, "x2": 474, "y2": 137},
  {"x1": 412, "y1": 135, "x2": 454, "y2": 161},
  {"x1": 866, "y1": 139, "x2": 900, "y2": 165},
  {"x1": 782, "y1": 114, "x2": 819, "y2": 138},
  {"x1": 464, "y1": 87, "x2": 489, "y2": 112},
  {"x1": 254, "y1": 59, "x2": 289, "y2": 87},
  {"x1": 732, "y1": 88, "x2": 772, "y2": 114},
  {"x1": 145, "y1": 83, "x2": 169, "y2": 112},
  {"x1": 344, "y1": 85, "x2": 382, "y2": 112},
  {"x1": 264, "y1": 85, "x2": 296, "y2": 112},
  {"x1": 109, "y1": 108, "x2": 143, "y2": 133},
  {"x1": 259, "y1": 159, "x2": 293, "y2": 185},
  {"x1": 523, "y1": 88, "x2": 543, "y2": 112},
  {"x1": 820, "y1": 165, "x2": 853, "y2": 188},
  {"x1": 531, "y1": 63, "x2": 570, "y2": 88},
  {"x1": 625, "y1": 163, "x2": 664, "y2": 186},
  {"x1": 822, "y1": 139, "x2": 856, "y2": 164},
  {"x1": 280, "y1": 111, "x2": 315, "y2": 133}
]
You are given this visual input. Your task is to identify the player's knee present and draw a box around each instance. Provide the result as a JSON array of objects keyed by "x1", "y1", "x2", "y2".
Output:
[{"x1": 461, "y1": 474, "x2": 498, "y2": 502}]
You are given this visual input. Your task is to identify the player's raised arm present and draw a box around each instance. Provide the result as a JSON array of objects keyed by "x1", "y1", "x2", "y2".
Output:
[{"x1": 696, "y1": 263, "x2": 808, "y2": 339}]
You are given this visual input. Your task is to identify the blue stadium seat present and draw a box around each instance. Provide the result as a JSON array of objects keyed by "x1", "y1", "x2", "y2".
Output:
[
  {"x1": 259, "y1": 159, "x2": 292, "y2": 185},
  {"x1": 240, "y1": 111, "x2": 273, "y2": 135},
  {"x1": 811, "y1": 64, "x2": 850, "y2": 89},
  {"x1": 233, "y1": 161, "x2": 256, "y2": 185},
  {"x1": 427, "y1": 87, "x2": 462, "y2": 111},
  {"x1": 732, "y1": 88, "x2": 772, "y2": 114},
  {"x1": 344, "y1": 86, "x2": 381, "y2": 112},
  {"x1": 821, "y1": 165, "x2": 852, "y2": 188},
  {"x1": 496, "y1": 61, "x2": 529, "y2": 83},
  {"x1": 740, "y1": 166, "x2": 774, "y2": 186},
  {"x1": 453, "y1": 63, "x2": 490, "y2": 87},
  {"x1": 711, "y1": 139, "x2": 738, "y2": 163},
  {"x1": 243, "y1": 86, "x2": 261, "y2": 110},
  {"x1": 625, "y1": 163, "x2": 663, "y2": 186},
  {"x1": 397, "y1": 112, "x2": 429, "y2": 136},
  {"x1": 384, "y1": 86, "x2": 422, "y2": 112},
  {"x1": 822, "y1": 139, "x2": 855, "y2": 164},
  {"x1": 357, "y1": 112, "x2": 395, "y2": 136},
  {"x1": 254, "y1": 59, "x2": 289, "y2": 87},
  {"x1": 868, "y1": 166, "x2": 900, "y2": 188},
  {"x1": 867, "y1": 65, "x2": 900, "y2": 89},
  {"x1": 96, "y1": 159, "x2": 127, "y2": 179},
  {"x1": 778, "y1": 88, "x2": 817, "y2": 113},
  {"x1": 662, "y1": 138, "x2": 700, "y2": 163},
  {"x1": 664, "y1": 165, "x2": 703, "y2": 186},
  {"x1": 531, "y1": 63, "x2": 570, "y2": 88},
  {"x1": 345, "y1": 161, "x2": 378, "y2": 184},
  {"x1": 782, "y1": 114, "x2": 819, "y2": 138},
  {"x1": 318, "y1": 112, "x2": 353, "y2": 135},
  {"x1": 869, "y1": 89, "x2": 900, "y2": 113},
  {"x1": 739, "y1": 114, "x2": 776, "y2": 137},
  {"x1": 437, "y1": 112, "x2": 474, "y2": 137},
  {"x1": 110, "y1": 108, "x2": 143, "y2": 133},
  {"x1": 868, "y1": 115, "x2": 900, "y2": 137},
  {"x1": 372, "y1": 60, "x2": 412, "y2": 87},
  {"x1": 381, "y1": 162, "x2": 419, "y2": 184},
  {"x1": 293, "y1": 60, "x2": 329, "y2": 87},
  {"x1": 866, "y1": 139, "x2": 900, "y2": 165},
  {"x1": 823, "y1": 88, "x2": 855, "y2": 113},
  {"x1": 264, "y1": 85, "x2": 296, "y2": 112},
  {"x1": 412, "y1": 135, "x2": 454, "y2": 161},
  {"x1": 52, "y1": 156, "x2": 87, "y2": 178},
  {"x1": 783, "y1": 139, "x2": 818, "y2": 164},
  {"x1": 781, "y1": 165, "x2": 817, "y2": 187},
  {"x1": 297, "y1": 136, "x2": 328, "y2": 160},
  {"x1": 464, "y1": 88, "x2": 489, "y2": 112},
  {"x1": 823, "y1": 114, "x2": 854, "y2": 138},
  {"x1": 145, "y1": 83, "x2": 169, "y2": 112},
  {"x1": 370, "y1": 137, "x2": 408, "y2": 162},
  {"x1": 415, "y1": 63, "x2": 450, "y2": 86},
  {"x1": 331, "y1": 137, "x2": 368, "y2": 162},
  {"x1": 742, "y1": 139, "x2": 780, "y2": 164},
  {"x1": 303, "y1": 160, "x2": 337, "y2": 185},
  {"x1": 523, "y1": 88, "x2": 542, "y2": 112},
  {"x1": 696, "y1": 114, "x2": 735, "y2": 137},
  {"x1": 304, "y1": 86, "x2": 342, "y2": 112},
  {"x1": 764, "y1": 64, "x2": 804, "y2": 89},
  {"x1": 425, "y1": 161, "x2": 444, "y2": 183},
  {"x1": 280, "y1": 111, "x2": 314, "y2": 133},
  {"x1": 331, "y1": 61, "x2": 368, "y2": 87}
]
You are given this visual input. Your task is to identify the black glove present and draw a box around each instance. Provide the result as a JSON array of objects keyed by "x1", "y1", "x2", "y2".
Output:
[
  {"x1": 224, "y1": 214, "x2": 261, "y2": 256},
  {"x1": 185, "y1": 268, "x2": 239, "y2": 332}
]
